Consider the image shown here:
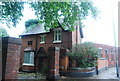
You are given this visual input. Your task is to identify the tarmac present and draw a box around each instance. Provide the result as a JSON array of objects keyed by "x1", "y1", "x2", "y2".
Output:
[
  {"x1": 18, "y1": 67, "x2": 120, "y2": 81},
  {"x1": 61, "y1": 67, "x2": 120, "y2": 81},
  {"x1": 80, "y1": 67, "x2": 119, "y2": 79}
]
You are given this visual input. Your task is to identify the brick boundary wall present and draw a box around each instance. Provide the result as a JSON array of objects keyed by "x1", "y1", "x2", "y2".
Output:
[
  {"x1": 47, "y1": 47, "x2": 60, "y2": 79},
  {"x1": 2, "y1": 37, "x2": 22, "y2": 80}
]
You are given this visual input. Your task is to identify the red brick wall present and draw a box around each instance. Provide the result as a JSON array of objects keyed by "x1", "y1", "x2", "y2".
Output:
[
  {"x1": 2, "y1": 37, "x2": 22, "y2": 79},
  {"x1": 72, "y1": 25, "x2": 81, "y2": 45},
  {"x1": 97, "y1": 59, "x2": 108, "y2": 70},
  {"x1": 47, "y1": 47, "x2": 60, "y2": 79},
  {"x1": 37, "y1": 30, "x2": 72, "y2": 53},
  {"x1": 20, "y1": 35, "x2": 36, "y2": 66},
  {"x1": 20, "y1": 30, "x2": 73, "y2": 71},
  {"x1": 94, "y1": 43, "x2": 116, "y2": 69}
]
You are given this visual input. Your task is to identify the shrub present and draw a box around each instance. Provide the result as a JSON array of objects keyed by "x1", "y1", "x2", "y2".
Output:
[{"x1": 68, "y1": 42, "x2": 98, "y2": 69}]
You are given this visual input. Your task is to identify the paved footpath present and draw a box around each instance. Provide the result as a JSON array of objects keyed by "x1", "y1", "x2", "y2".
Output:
[
  {"x1": 18, "y1": 67, "x2": 120, "y2": 80},
  {"x1": 89, "y1": 67, "x2": 119, "y2": 79},
  {"x1": 62, "y1": 67, "x2": 120, "y2": 80}
]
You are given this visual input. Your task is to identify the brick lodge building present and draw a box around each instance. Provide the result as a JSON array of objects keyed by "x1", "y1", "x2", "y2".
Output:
[
  {"x1": 19, "y1": 22, "x2": 83, "y2": 72},
  {"x1": 19, "y1": 22, "x2": 116, "y2": 74}
]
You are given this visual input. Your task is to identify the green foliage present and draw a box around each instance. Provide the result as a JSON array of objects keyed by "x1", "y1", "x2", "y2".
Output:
[
  {"x1": 25, "y1": 19, "x2": 44, "y2": 32},
  {"x1": 68, "y1": 42, "x2": 98, "y2": 68},
  {"x1": 1, "y1": 1, "x2": 99, "y2": 30},
  {"x1": 25, "y1": 19, "x2": 39, "y2": 28},
  {"x1": 1, "y1": 2, "x2": 24, "y2": 27},
  {"x1": 30, "y1": 1, "x2": 98, "y2": 31},
  {"x1": 0, "y1": 27, "x2": 9, "y2": 37},
  {"x1": 25, "y1": 19, "x2": 38, "y2": 31}
]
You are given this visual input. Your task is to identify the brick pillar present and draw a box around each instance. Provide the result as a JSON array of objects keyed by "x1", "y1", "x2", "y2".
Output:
[
  {"x1": 2, "y1": 37, "x2": 22, "y2": 80},
  {"x1": 47, "y1": 47, "x2": 60, "y2": 79}
]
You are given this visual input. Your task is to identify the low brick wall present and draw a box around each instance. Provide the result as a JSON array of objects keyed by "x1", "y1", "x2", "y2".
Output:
[{"x1": 2, "y1": 37, "x2": 22, "y2": 80}]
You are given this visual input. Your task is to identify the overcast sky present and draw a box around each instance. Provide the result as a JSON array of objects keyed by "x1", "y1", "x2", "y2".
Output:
[
  {"x1": 4, "y1": 0, "x2": 119, "y2": 46},
  {"x1": 82, "y1": 0, "x2": 119, "y2": 46}
]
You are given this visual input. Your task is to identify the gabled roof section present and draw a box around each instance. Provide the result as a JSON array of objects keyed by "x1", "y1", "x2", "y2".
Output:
[{"x1": 20, "y1": 23, "x2": 50, "y2": 36}]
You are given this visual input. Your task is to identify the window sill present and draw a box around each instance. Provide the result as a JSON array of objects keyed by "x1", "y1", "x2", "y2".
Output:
[
  {"x1": 22, "y1": 63, "x2": 34, "y2": 66},
  {"x1": 40, "y1": 42, "x2": 45, "y2": 44},
  {"x1": 53, "y1": 41, "x2": 61, "y2": 43},
  {"x1": 99, "y1": 58, "x2": 108, "y2": 60}
]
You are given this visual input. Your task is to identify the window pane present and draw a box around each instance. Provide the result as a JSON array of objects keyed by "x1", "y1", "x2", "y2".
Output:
[
  {"x1": 58, "y1": 34, "x2": 61, "y2": 40},
  {"x1": 111, "y1": 50, "x2": 113, "y2": 54},
  {"x1": 41, "y1": 36, "x2": 43, "y2": 42},
  {"x1": 105, "y1": 49, "x2": 108, "y2": 58},
  {"x1": 58, "y1": 30, "x2": 61, "y2": 34},
  {"x1": 43, "y1": 36, "x2": 45, "y2": 41},
  {"x1": 40, "y1": 36, "x2": 45, "y2": 42},
  {"x1": 24, "y1": 52, "x2": 30, "y2": 64},
  {"x1": 30, "y1": 52, "x2": 34, "y2": 64},
  {"x1": 55, "y1": 31, "x2": 58, "y2": 34},
  {"x1": 28, "y1": 41, "x2": 32, "y2": 45},
  {"x1": 55, "y1": 35, "x2": 57, "y2": 41},
  {"x1": 54, "y1": 30, "x2": 62, "y2": 42},
  {"x1": 99, "y1": 49, "x2": 102, "y2": 58},
  {"x1": 111, "y1": 54, "x2": 114, "y2": 61},
  {"x1": 105, "y1": 50, "x2": 108, "y2": 54}
]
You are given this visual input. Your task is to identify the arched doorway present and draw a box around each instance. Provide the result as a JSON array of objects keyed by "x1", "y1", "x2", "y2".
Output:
[{"x1": 37, "y1": 47, "x2": 48, "y2": 74}]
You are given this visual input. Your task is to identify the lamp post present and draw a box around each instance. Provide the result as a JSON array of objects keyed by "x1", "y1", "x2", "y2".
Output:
[{"x1": 111, "y1": 0, "x2": 119, "y2": 77}]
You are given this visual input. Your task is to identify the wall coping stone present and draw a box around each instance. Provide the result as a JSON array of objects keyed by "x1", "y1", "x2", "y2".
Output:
[{"x1": 2, "y1": 37, "x2": 22, "y2": 45}]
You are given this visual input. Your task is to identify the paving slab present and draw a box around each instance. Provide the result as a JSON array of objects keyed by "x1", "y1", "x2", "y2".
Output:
[{"x1": 62, "y1": 67, "x2": 120, "y2": 80}]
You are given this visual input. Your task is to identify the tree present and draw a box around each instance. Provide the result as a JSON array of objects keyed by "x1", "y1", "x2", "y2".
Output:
[
  {"x1": 1, "y1": 1, "x2": 98, "y2": 31},
  {"x1": 0, "y1": 27, "x2": 9, "y2": 37},
  {"x1": 30, "y1": 1, "x2": 98, "y2": 31},
  {"x1": 1, "y1": 2, "x2": 24, "y2": 27},
  {"x1": 24, "y1": 19, "x2": 44, "y2": 32},
  {"x1": 68, "y1": 42, "x2": 98, "y2": 68}
]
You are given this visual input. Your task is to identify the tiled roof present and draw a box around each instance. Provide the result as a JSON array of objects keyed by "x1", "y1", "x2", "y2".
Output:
[{"x1": 20, "y1": 23, "x2": 50, "y2": 36}]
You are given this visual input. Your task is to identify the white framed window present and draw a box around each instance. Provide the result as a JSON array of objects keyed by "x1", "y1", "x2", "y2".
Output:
[
  {"x1": 53, "y1": 29, "x2": 62, "y2": 43},
  {"x1": 23, "y1": 52, "x2": 34, "y2": 66},
  {"x1": 111, "y1": 49, "x2": 114, "y2": 61},
  {"x1": 105, "y1": 49, "x2": 108, "y2": 58},
  {"x1": 40, "y1": 35, "x2": 46, "y2": 44},
  {"x1": 110, "y1": 49, "x2": 113, "y2": 54},
  {"x1": 99, "y1": 47, "x2": 102, "y2": 58}
]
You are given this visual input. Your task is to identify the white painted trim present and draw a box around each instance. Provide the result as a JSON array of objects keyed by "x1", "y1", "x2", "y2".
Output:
[
  {"x1": 22, "y1": 63, "x2": 34, "y2": 66},
  {"x1": 40, "y1": 34, "x2": 46, "y2": 44},
  {"x1": 40, "y1": 41, "x2": 45, "y2": 44},
  {"x1": 53, "y1": 41, "x2": 61, "y2": 43},
  {"x1": 99, "y1": 47, "x2": 103, "y2": 49}
]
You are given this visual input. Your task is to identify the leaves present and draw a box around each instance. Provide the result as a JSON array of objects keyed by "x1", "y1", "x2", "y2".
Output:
[
  {"x1": 1, "y1": 2, "x2": 24, "y2": 27},
  {"x1": 1, "y1": 1, "x2": 99, "y2": 30},
  {"x1": 68, "y1": 42, "x2": 99, "y2": 68},
  {"x1": 25, "y1": 19, "x2": 39, "y2": 28},
  {"x1": 30, "y1": 1, "x2": 98, "y2": 31},
  {"x1": 0, "y1": 27, "x2": 9, "y2": 37}
]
